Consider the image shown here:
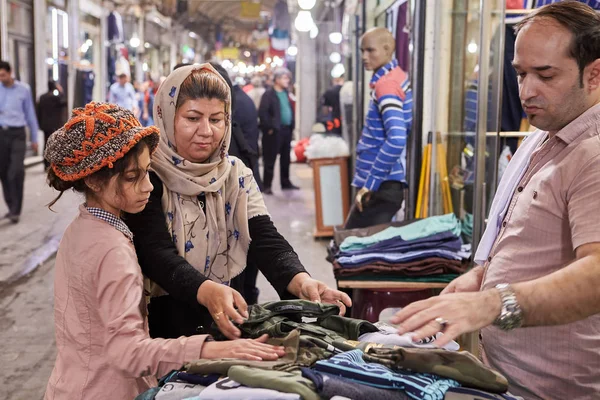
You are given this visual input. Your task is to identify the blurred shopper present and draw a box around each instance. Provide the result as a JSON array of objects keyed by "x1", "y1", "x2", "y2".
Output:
[
  {"x1": 392, "y1": 3, "x2": 600, "y2": 398},
  {"x1": 108, "y1": 73, "x2": 136, "y2": 111},
  {"x1": 258, "y1": 68, "x2": 298, "y2": 194},
  {"x1": 0, "y1": 60, "x2": 40, "y2": 224},
  {"x1": 138, "y1": 80, "x2": 155, "y2": 127},
  {"x1": 37, "y1": 80, "x2": 67, "y2": 169},
  {"x1": 344, "y1": 28, "x2": 412, "y2": 229},
  {"x1": 320, "y1": 76, "x2": 344, "y2": 134},
  {"x1": 232, "y1": 76, "x2": 263, "y2": 191},
  {"x1": 247, "y1": 76, "x2": 266, "y2": 109}
]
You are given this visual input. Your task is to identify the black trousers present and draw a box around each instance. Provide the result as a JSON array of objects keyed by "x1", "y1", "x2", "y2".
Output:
[
  {"x1": 344, "y1": 181, "x2": 406, "y2": 229},
  {"x1": 0, "y1": 128, "x2": 26, "y2": 216},
  {"x1": 262, "y1": 125, "x2": 292, "y2": 189}
]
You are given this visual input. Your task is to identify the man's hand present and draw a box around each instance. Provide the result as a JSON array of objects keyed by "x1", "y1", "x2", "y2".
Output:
[
  {"x1": 31, "y1": 142, "x2": 39, "y2": 155},
  {"x1": 390, "y1": 289, "x2": 502, "y2": 348},
  {"x1": 355, "y1": 187, "x2": 371, "y2": 212},
  {"x1": 440, "y1": 266, "x2": 485, "y2": 295},
  {"x1": 197, "y1": 280, "x2": 249, "y2": 339},
  {"x1": 287, "y1": 273, "x2": 352, "y2": 315}
]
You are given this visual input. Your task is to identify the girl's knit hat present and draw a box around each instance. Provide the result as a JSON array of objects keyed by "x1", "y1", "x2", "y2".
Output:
[{"x1": 45, "y1": 102, "x2": 160, "y2": 181}]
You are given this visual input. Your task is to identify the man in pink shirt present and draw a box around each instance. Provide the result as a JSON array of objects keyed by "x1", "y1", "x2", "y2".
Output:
[{"x1": 392, "y1": 2, "x2": 600, "y2": 399}]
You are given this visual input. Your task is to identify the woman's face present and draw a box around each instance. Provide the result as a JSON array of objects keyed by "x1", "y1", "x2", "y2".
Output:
[{"x1": 174, "y1": 98, "x2": 227, "y2": 163}]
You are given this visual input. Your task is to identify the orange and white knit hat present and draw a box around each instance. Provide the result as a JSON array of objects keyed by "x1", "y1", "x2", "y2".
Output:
[{"x1": 45, "y1": 102, "x2": 159, "y2": 181}]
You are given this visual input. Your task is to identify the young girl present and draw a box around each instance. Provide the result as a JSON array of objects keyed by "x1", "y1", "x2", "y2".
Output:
[{"x1": 43, "y1": 103, "x2": 284, "y2": 400}]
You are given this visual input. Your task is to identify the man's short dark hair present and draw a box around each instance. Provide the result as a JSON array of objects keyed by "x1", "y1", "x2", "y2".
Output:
[
  {"x1": 515, "y1": 1, "x2": 600, "y2": 87},
  {"x1": 118, "y1": 73, "x2": 127, "y2": 78},
  {"x1": 0, "y1": 60, "x2": 11, "y2": 73}
]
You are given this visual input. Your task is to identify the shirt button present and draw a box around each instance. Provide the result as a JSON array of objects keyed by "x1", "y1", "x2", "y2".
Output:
[
  {"x1": 517, "y1": 186, "x2": 524, "y2": 192},
  {"x1": 502, "y1": 221, "x2": 507, "y2": 227},
  {"x1": 488, "y1": 256, "x2": 492, "y2": 262}
]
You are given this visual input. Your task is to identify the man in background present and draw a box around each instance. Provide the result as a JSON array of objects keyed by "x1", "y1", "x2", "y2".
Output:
[
  {"x1": 258, "y1": 68, "x2": 299, "y2": 194},
  {"x1": 0, "y1": 60, "x2": 40, "y2": 224},
  {"x1": 38, "y1": 80, "x2": 67, "y2": 169},
  {"x1": 108, "y1": 73, "x2": 136, "y2": 111},
  {"x1": 320, "y1": 76, "x2": 344, "y2": 134}
]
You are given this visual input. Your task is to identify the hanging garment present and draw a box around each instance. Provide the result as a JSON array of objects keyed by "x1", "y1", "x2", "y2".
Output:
[
  {"x1": 314, "y1": 349, "x2": 460, "y2": 400},
  {"x1": 395, "y1": 1, "x2": 410, "y2": 73},
  {"x1": 272, "y1": 0, "x2": 291, "y2": 32},
  {"x1": 107, "y1": 11, "x2": 124, "y2": 43}
]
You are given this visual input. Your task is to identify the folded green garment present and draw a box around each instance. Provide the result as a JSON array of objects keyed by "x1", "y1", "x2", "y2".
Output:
[{"x1": 229, "y1": 365, "x2": 321, "y2": 400}]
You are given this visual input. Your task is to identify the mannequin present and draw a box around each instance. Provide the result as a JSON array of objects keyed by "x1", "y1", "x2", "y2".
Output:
[{"x1": 345, "y1": 28, "x2": 413, "y2": 229}]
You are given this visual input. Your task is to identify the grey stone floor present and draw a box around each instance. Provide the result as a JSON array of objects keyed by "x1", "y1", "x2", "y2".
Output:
[{"x1": 0, "y1": 162, "x2": 333, "y2": 399}]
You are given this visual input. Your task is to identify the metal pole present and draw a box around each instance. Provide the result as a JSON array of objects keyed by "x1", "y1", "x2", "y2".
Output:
[
  {"x1": 0, "y1": 0, "x2": 8, "y2": 60},
  {"x1": 472, "y1": 0, "x2": 493, "y2": 254},
  {"x1": 406, "y1": 0, "x2": 425, "y2": 219},
  {"x1": 428, "y1": 0, "x2": 443, "y2": 215}
]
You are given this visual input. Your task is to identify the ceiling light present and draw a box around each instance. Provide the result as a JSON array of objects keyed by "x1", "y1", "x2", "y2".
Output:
[
  {"x1": 329, "y1": 32, "x2": 342, "y2": 44},
  {"x1": 85, "y1": 39, "x2": 92, "y2": 46},
  {"x1": 331, "y1": 63, "x2": 345, "y2": 78},
  {"x1": 130, "y1": 35, "x2": 141, "y2": 48},
  {"x1": 144, "y1": 42, "x2": 151, "y2": 48},
  {"x1": 329, "y1": 52, "x2": 341, "y2": 63},
  {"x1": 189, "y1": 31, "x2": 198, "y2": 39},
  {"x1": 266, "y1": 57, "x2": 272, "y2": 63},
  {"x1": 310, "y1": 23, "x2": 318, "y2": 39},
  {"x1": 244, "y1": 50, "x2": 251, "y2": 58},
  {"x1": 287, "y1": 45, "x2": 298, "y2": 57},
  {"x1": 295, "y1": 10, "x2": 314, "y2": 32},
  {"x1": 298, "y1": 0, "x2": 316, "y2": 10},
  {"x1": 467, "y1": 40, "x2": 478, "y2": 54}
]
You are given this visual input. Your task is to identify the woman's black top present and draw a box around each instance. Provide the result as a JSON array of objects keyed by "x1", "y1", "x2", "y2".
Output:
[{"x1": 125, "y1": 172, "x2": 306, "y2": 338}]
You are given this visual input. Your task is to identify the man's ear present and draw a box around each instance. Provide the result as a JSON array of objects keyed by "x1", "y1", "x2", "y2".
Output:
[{"x1": 584, "y1": 58, "x2": 600, "y2": 92}]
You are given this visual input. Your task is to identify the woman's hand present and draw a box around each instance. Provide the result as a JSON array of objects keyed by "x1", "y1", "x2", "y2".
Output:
[
  {"x1": 288, "y1": 273, "x2": 352, "y2": 315},
  {"x1": 200, "y1": 334, "x2": 286, "y2": 361},
  {"x1": 197, "y1": 280, "x2": 249, "y2": 339}
]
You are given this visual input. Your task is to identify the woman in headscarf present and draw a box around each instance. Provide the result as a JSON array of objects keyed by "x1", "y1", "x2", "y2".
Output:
[{"x1": 126, "y1": 64, "x2": 351, "y2": 340}]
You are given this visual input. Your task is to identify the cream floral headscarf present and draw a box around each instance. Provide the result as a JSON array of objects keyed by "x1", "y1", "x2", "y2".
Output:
[{"x1": 151, "y1": 63, "x2": 268, "y2": 286}]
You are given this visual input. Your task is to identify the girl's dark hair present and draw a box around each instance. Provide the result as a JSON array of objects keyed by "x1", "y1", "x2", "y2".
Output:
[{"x1": 47, "y1": 136, "x2": 153, "y2": 209}]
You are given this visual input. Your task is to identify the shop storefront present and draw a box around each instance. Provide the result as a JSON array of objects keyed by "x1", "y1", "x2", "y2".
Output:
[{"x1": 5, "y1": 0, "x2": 35, "y2": 88}]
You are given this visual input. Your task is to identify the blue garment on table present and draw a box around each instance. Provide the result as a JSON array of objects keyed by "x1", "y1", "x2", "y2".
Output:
[
  {"x1": 176, "y1": 372, "x2": 220, "y2": 386},
  {"x1": 445, "y1": 387, "x2": 523, "y2": 400},
  {"x1": 337, "y1": 249, "x2": 462, "y2": 268},
  {"x1": 339, "y1": 231, "x2": 462, "y2": 257},
  {"x1": 314, "y1": 350, "x2": 459, "y2": 400},
  {"x1": 0, "y1": 80, "x2": 39, "y2": 143},
  {"x1": 340, "y1": 214, "x2": 461, "y2": 252}
]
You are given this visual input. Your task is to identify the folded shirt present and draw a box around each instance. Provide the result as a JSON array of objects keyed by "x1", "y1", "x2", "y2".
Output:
[
  {"x1": 196, "y1": 377, "x2": 301, "y2": 400},
  {"x1": 333, "y1": 258, "x2": 466, "y2": 277},
  {"x1": 336, "y1": 249, "x2": 463, "y2": 267},
  {"x1": 340, "y1": 214, "x2": 462, "y2": 252},
  {"x1": 358, "y1": 322, "x2": 460, "y2": 352},
  {"x1": 338, "y1": 231, "x2": 462, "y2": 257},
  {"x1": 314, "y1": 349, "x2": 460, "y2": 400}
]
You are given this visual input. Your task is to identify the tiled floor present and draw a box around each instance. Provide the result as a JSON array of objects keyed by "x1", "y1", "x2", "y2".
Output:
[{"x1": 256, "y1": 162, "x2": 336, "y2": 302}]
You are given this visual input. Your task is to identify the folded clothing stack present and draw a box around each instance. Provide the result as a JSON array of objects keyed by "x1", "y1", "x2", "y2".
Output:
[
  {"x1": 135, "y1": 300, "x2": 512, "y2": 400},
  {"x1": 331, "y1": 214, "x2": 471, "y2": 280}
]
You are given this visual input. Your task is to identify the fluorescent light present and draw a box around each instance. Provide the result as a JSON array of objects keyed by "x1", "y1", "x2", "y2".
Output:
[
  {"x1": 287, "y1": 45, "x2": 298, "y2": 56},
  {"x1": 295, "y1": 10, "x2": 313, "y2": 32},
  {"x1": 144, "y1": 42, "x2": 151, "y2": 48},
  {"x1": 142, "y1": 62, "x2": 148, "y2": 72},
  {"x1": 189, "y1": 32, "x2": 198, "y2": 39},
  {"x1": 329, "y1": 32, "x2": 342, "y2": 44},
  {"x1": 298, "y1": 0, "x2": 316, "y2": 10},
  {"x1": 329, "y1": 52, "x2": 341, "y2": 63}
]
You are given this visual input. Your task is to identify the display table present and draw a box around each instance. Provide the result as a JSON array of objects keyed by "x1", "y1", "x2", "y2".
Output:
[{"x1": 310, "y1": 157, "x2": 350, "y2": 238}]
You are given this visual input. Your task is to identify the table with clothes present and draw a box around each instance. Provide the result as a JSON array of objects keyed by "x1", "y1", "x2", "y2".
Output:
[
  {"x1": 328, "y1": 214, "x2": 470, "y2": 283},
  {"x1": 135, "y1": 300, "x2": 523, "y2": 400}
]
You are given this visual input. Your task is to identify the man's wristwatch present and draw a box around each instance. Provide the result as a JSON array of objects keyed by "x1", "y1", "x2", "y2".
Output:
[{"x1": 493, "y1": 283, "x2": 523, "y2": 331}]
